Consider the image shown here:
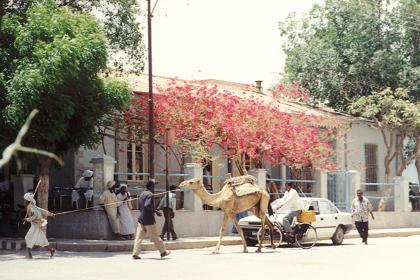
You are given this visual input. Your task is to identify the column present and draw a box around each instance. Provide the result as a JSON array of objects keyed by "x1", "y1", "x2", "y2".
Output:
[
  {"x1": 394, "y1": 176, "x2": 409, "y2": 212},
  {"x1": 346, "y1": 170, "x2": 360, "y2": 212},
  {"x1": 184, "y1": 163, "x2": 203, "y2": 211},
  {"x1": 249, "y1": 168, "x2": 267, "y2": 188},
  {"x1": 314, "y1": 170, "x2": 327, "y2": 198},
  {"x1": 90, "y1": 155, "x2": 116, "y2": 206}
]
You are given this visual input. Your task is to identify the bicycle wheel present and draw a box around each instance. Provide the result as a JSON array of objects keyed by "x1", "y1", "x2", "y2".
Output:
[
  {"x1": 294, "y1": 223, "x2": 317, "y2": 249},
  {"x1": 257, "y1": 225, "x2": 283, "y2": 248}
]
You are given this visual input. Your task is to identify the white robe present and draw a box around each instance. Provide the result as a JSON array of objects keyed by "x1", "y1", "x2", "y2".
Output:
[
  {"x1": 117, "y1": 193, "x2": 135, "y2": 235},
  {"x1": 25, "y1": 204, "x2": 51, "y2": 248}
]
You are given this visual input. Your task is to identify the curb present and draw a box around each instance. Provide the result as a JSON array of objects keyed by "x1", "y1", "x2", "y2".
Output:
[{"x1": 2, "y1": 229, "x2": 420, "y2": 252}]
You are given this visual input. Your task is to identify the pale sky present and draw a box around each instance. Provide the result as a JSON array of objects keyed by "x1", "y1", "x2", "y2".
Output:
[{"x1": 144, "y1": 0, "x2": 323, "y2": 88}]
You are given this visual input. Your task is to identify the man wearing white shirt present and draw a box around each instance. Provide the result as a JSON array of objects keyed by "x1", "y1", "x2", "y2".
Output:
[{"x1": 271, "y1": 183, "x2": 304, "y2": 234}]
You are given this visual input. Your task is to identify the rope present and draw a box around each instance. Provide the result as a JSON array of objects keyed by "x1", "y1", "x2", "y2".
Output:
[{"x1": 53, "y1": 190, "x2": 175, "y2": 216}]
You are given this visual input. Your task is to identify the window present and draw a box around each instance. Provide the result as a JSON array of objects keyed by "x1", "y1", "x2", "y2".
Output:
[
  {"x1": 127, "y1": 143, "x2": 145, "y2": 181},
  {"x1": 309, "y1": 201, "x2": 320, "y2": 214},
  {"x1": 319, "y1": 200, "x2": 338, "y2": 214},
  {"x1": 364, "y1": 144, "x2": 378, "y2": 191}
]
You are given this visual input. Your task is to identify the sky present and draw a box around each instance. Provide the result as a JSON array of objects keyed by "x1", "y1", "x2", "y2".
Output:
[{"x1": 144, "y1": 0, "x2": 323, "y2": 88}]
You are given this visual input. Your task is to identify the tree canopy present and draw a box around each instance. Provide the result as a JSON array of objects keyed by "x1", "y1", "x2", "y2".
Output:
[
  {"x1": 280, "y1": 0, "x2": 419, "y2": 110},
  {"x1": 0, "y1": 0, "x2": 145, "y2": 71},
  {"x1": 0, "y1": 0, "x2": 131, "y2": 208},
  {"x1": 125, "y1": 80, "x2": 339, "y2": 172},
  {"x1": 349, "y1": 88, "x2": 420, "y2": 179}
]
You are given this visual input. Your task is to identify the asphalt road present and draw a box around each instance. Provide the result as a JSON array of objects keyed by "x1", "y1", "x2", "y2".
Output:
[{"x1": 1, "y1": 235, "x2": 417, "y2": 280}]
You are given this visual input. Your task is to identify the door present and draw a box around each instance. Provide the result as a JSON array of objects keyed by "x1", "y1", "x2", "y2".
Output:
[{"x1": 317, "y1": 200, "x2": 340, "y2": 238}]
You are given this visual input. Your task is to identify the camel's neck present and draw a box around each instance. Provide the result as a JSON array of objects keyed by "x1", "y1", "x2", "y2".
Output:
[{"x1": 192, "y1": 184, "x2": 221, "y2": 206}]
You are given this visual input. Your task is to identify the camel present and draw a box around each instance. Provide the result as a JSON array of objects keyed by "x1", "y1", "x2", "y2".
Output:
[{"x1": 179, "y1": 177, "x2": 275, "y2": 253}]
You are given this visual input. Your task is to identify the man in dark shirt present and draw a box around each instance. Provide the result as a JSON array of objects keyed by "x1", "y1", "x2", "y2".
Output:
[{"x1": 132, "y1": 180, "x2": 170, "y2": 259}]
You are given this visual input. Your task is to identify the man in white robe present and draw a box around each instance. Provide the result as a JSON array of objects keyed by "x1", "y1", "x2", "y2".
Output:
[
  {"x1": 72, "y1": 170, "x2": 94, "y2": 209},
  {"x1": 117, "y1": 184, "x2": 135, "y2": 239},
  {"x1": 24, "y1": 193, "x2": 55, "y2": 259},
  {"x1": 99, "y1": 181, "x2": 123, "y2": 239}
]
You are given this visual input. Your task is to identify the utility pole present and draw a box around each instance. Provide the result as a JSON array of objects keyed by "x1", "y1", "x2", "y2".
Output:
[{"x1": 147, "y1": 0, "x2": 155, "y2": 187}]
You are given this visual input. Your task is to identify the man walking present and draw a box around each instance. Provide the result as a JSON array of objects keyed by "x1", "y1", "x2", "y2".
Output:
[
  {"x1": 132, "y1": 180, "x2": 171, "y2": 259},
  {"x1": 351, "y1": 189, "x2": 374, "y2": 245}
]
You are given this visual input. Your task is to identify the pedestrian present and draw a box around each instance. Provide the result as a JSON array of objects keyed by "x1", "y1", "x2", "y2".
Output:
[
  {"x1": 132, "y1": 180, "x2": 171, "y2": 260},
  {"x1": 351, "y1": 189, "x2": 374, "y2": 245},
  {"x1": 158, "y1": 185, "x2": 178, "y2": 241},
  {"x1": 409, "y1": 185, "x2": 418, "y2": 211},
  {"x1": 99, "y1": 180, "x2": 123, "y2": 240},
  {"x1": 71, "y1": 170, "x2": 94, "y2": 209},
  {"x1": 23, "y1": 192, "x2": 56, "y2": 259},
  {"x1": 117, "y1": 184, "x2": 135, "y2": 239}
]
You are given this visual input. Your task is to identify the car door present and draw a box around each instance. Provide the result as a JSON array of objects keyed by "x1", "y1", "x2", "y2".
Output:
[
  {"x1": 306, "y1": 200, "x2": 327, "y2": 238},
  {"x1": 317, "y1": 199, "x2": 340, "y2": 238}
]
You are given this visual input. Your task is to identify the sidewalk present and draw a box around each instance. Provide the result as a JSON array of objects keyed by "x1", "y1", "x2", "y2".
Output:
[{"x1": 2, "y1": 228, "x2": 420, "y2": 252}]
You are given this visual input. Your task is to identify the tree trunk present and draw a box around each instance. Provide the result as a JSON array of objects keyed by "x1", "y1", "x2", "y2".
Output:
[
  {"x1": 234, "y1": 155, "x2": 246, "y2": 176},
  {"x1": 37, "y1": 157, "x2": 52, "y2": 210}
]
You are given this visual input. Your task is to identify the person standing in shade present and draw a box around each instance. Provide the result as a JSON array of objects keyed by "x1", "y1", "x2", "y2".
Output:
[
  {"x1": 23, "y1": 193, "x2": 56, "y2": 259},
  {"x1": 132, "y1": 180, "x2": 171, "y2": 260},
  {"x1": 99, "y1": 180, "x2": 123, "y2": 240},
  {"x1": 117, "y1": 184, "x2": 135, "y2": 239},
  {"x1": 158, "y1": 185, "x2": 178, "y2": 241},
  {"x1": 351, "y1": 189, "x2": 374, "y2": 245}
]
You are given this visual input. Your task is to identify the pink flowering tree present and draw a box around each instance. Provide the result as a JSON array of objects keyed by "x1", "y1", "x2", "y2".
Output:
[{"x1": 125, "y1": 79, "x2": 338, "y2": 174}]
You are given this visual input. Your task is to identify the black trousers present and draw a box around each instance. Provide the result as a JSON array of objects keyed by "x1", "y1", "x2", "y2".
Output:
[
  {"x1": 161, "y1": 207, "x2": 177, "y2": 239},
  {"x1": 355, "y1": 221, "x2": 369, "y2": 242}
]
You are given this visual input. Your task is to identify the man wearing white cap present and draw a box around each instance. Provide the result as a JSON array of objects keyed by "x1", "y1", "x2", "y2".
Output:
[
  {"x1": 99, "y1": 180, "x2": 123, "y2": 239},
  {"x1": 72, "y1": 170, "x2": 94, "y2": 209},
  {"x1": 24, "y1": 192, "x2": 56, "y2": 259}
]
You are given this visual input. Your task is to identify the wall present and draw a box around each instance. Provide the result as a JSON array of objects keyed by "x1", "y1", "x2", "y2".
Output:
[
  {"x1": 343, "y1": 121, "x2": 397, "y2": 183},
  {"x1": 47, "y1": 208, "x2": 420, "y2": 239},
  {"x1": 48, "y1": 209, "x2": 236, "y2": 239}
]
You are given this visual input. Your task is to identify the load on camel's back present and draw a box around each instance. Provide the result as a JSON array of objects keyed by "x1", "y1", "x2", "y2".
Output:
[{"x1": 179, "y1": 174, "x2": 275, "y2": 254}]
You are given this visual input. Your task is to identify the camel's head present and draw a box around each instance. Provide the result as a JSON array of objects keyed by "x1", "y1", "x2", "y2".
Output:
[{"x1": 179, "y1": 178, "x2": 202, "y2": 190}]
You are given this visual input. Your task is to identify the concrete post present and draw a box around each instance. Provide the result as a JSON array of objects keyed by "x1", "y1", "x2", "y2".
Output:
[
  {"x1": 184, "y1": 163, "x2": 203, "y2": 211},
  {"x1": 90, "y1": 155, "x2": 116, "y2": 206},
  {"x1": 281, "y1": 164, "x2": 287, "y2": 188},
  {"x1": 394, "y1": 176, "x2": 410, "y2": 212},
  {"x1": 314, "y1": 170, "x2": 328, "y2": 198},
  {"x1": 346, "y1": 170, "x2": 360, "y2": 211},
  {"x1": 249, "y1": 169, "x2": 267, "y2": 188}
]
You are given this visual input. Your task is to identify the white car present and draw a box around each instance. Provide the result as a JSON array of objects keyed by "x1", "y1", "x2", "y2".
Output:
[{"x1": 238, "y1": 197, "x2": 353, "y2": 246}]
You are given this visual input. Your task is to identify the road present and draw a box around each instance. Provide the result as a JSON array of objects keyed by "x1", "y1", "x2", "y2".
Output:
[{"x1": 1, "y1": 236, "x2": 417, "y2": 280}]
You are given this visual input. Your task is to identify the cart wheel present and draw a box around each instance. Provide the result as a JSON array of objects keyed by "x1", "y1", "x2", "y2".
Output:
[{"x1": 257, "y1": 225, "x2": 283, "y2": 248}]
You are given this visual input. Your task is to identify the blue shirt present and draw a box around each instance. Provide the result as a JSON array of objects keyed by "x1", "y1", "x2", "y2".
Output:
[{"x1": 138, "y1": 190, "x2": 156, "y2": 225}]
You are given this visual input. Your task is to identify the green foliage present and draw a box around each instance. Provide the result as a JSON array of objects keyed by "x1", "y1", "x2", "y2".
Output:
[
  {"x1": 349, "y1": 88, "x2": 420, "y2": 134},
  {"x1": 0, "y1": 0, "x2": 131, "y2": 154},
  {"x1": 280, "y1": 0, "x2": 419, "y2": 110},
  {"x1": 0, "y1": 0, "x2": 145, "y2": 72}
]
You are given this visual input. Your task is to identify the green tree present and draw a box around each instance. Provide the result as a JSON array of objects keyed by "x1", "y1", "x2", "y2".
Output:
[
  {"x1": 280, "y1": 0, "x2": 419, "y2": 110},
  {"x1": 0, "y1": 0, "x2": 145, "y2": 71},
  {"x1": 0, "y1": 0, "x2": 131, "y2": 209},
  {"x1": 349, "y1": 88, "x2": 420, "y2": 209}
]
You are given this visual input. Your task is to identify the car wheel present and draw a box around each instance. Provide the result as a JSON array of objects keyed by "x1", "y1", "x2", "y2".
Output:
[
  {"x1": 245, "y1": 237, "x2": 258, "y2": 246},
  {"x1": 332, "y1": 226, "x2": 345, "y2": 245}
]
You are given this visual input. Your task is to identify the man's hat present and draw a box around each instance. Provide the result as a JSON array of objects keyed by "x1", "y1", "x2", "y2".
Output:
[{"x1": 82, "y1": 170, "x2": 93, "y2": 177}]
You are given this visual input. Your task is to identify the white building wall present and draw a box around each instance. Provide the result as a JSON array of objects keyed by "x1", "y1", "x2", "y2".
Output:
[{"x1": 345, "y1": 121, "x2": 397, "y2": 183}]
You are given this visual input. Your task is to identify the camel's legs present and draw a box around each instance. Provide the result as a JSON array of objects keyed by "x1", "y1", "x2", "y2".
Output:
[
  {"x1": 213, "y1": 213, "x2": 229, "y2": 254},
  {"x1": 256, "y1": 214, "x2": 265, "y2": 253},
  {"x1": 229, "y1": 214, "x2": 248, "y2": 253}
]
